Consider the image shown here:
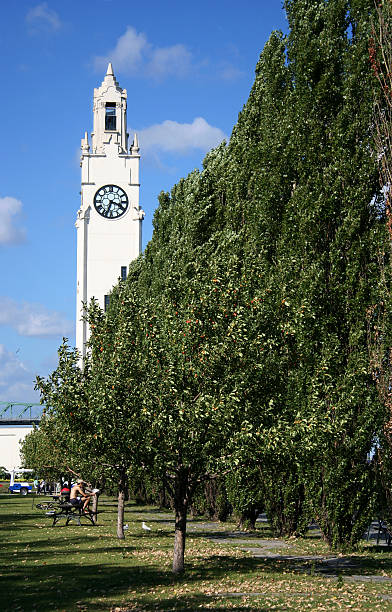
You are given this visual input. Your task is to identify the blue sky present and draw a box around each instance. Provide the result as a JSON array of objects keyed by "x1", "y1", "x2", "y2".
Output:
[{"x1": 0, "y1": 0, "x2": 288, "y2": 402}]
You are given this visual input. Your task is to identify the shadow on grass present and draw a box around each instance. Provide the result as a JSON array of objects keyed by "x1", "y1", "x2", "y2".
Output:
[
  {"x1": 0, "y1": 540, "x2": 138, "y2": 563},
  {"x1": 0, "y1": 514, "x2": 109, "y2": 533},
  {"x1": 2, "y1": 561, "x2": 162, "y2": 612},
  {"x1": 0, "y1": 511, "x2": 35, "y2": 523},
  {"x1": 8, "y1": 549, "x2": 384, "y2": 611},
  {"x1": 365, "y1": 544, "x2": 392, "y2": 553},
  {"x1": 0, "y1": 553, "x2": 303, "y2": 612}
]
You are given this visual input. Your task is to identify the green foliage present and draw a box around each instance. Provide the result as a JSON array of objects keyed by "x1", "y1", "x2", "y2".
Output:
[
  {"x1": 0, "y1": 466, "x2": 10, "y2": 479},
  {"x1": 191, "y1": 478, "x2": 231, "y2": 521},
  {"x1": 226, "y1": 467, "x2": 263, "y2": 526},
  {"x1": 20, "y1": 424, "x2": 65, "y2": 480}
]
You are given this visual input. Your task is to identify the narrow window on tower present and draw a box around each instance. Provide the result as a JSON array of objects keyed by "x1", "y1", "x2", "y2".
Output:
[
  {"x1": 121, "y1": 266, "x2": 127, "y2": 281},
  {"x1": 105, "y1": 103, "x2": 116, "y2": 130},
  {"x1": 104, "y1": 295, "x2": 110, "y2": 312}
]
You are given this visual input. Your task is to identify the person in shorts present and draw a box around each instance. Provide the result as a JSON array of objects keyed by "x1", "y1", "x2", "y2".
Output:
[{"x1": 70, "y1": 480, "x2": 95, "y2": 513}]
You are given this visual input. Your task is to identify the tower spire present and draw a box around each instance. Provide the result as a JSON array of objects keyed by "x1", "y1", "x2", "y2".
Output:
[
  {"x1": 131, "y1": 132, "x2": 140, "y2": 154},
  {"x1": 91, "y1": 62, "x2": 127, "y2": 153},
  {"x1": 81, "y1": 130, "x2": 90, "y2": 156}
]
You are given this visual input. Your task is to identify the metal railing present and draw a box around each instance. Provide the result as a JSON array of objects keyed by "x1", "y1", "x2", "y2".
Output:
[{"x1": 0, "y1": 402, "x2": 44, "y2": 423}]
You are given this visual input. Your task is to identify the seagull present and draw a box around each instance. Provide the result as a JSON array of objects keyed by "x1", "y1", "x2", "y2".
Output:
[{"x1": 142, "y1": 521, "x2": 151, "y2": 531}]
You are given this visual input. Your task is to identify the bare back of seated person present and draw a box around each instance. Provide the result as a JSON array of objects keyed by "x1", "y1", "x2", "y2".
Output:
[{"x1": 70, "y1": 480, "x2": 95, "y2": 511}]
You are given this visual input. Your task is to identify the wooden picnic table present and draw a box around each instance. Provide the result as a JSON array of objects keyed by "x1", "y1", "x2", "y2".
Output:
[{"x1": 44, "y1": 501, "x2": 96, "y2": 526}]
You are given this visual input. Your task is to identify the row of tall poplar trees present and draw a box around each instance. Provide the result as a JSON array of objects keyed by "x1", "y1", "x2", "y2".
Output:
[{"x1": 27, "y1": 0, "x2": 392, "y2": 573}]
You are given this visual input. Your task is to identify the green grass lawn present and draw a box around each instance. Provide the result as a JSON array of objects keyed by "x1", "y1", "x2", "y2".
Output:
[{"x1": 2, "y1": 494, "x2": 392, "y2": 611}]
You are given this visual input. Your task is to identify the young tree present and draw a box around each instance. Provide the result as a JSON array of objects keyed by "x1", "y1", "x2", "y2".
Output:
[
  {"x1": 34, "y1": 339, "x2": 124, "y2": 530},
  {"x1": 20, "y1": 422, "x2": 67, "y2": 481},
  {"x1": 86, "y1": 287, "x2": 151, "y2": 539},
  {"x1": 135, "y1": 248, "x2": 265, "y2": 572}
]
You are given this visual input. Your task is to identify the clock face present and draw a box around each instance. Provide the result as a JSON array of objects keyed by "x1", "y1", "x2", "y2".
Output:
[{"x1": 94, "y1": 185, "x2": 128, "y2": 219}]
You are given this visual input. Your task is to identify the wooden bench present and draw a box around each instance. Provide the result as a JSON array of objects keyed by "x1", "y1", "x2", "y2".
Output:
[{"x1": 45, "y1": 502, "x2": 96, "y2": 527}]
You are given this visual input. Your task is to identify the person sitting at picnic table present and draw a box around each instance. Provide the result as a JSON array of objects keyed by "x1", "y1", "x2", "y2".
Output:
[
  {"x1": 60, "y1": 481, "x2": 71, "y2": 501},
  {"x1": 70, "y1": 479, "x2": 95, "y2": 513}
]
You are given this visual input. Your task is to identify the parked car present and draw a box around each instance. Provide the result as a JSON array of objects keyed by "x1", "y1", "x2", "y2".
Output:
[
  {"x1": 8, "y1": 468, "x2": 33, "y2": 495},
  {"x1": 9, "y1": 481, "x2": 32, "y2": 495}
]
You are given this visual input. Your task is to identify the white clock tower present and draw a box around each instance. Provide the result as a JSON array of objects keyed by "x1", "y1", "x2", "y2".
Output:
[{"x1": 76, "y1": 63, "x2": 144, "y2": 359}]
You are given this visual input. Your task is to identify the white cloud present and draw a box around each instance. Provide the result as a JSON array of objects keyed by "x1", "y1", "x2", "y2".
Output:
[
  {"x1": 0, "y1": 297, "x2": 74, "y2": 338},
  {"x1": 219, "y1": 64, "x2": 244, "y2": 81},
  {"x1": 93, "y1": 26, "x2": 192, "y2": 80},
  {"x1": 26, "y1": 3, "x2": 61, "y2": 31},
  {"x1": 94, "y1": 26, "x2": 148, "y2": 73},
  {"x1": 0, "y1": 197, "x2": 26, "y2": 245},
  {"x1": 148, "y1": 44, "x2": 191, "y2": 79},
  {"x1": 0, "y1": 344, "x2": 38, "y2": 403},
  {"x1": 137, "y1": 117, "x2": 227, "y2": 155}
]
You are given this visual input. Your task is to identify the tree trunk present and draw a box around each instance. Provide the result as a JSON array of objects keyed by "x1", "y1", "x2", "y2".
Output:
[
  {"x1": 172, "y1": 470, "x2": 189, "y2": 574},
  {"x1": 117, "y1": 468, "x2": 127, "y2": 540},
  {"x1": 238, "y1": 507, "x2": 258, "y2": 531},
  {"x1": 92, "y1": 492, "x2": 99, "y2": 524}
]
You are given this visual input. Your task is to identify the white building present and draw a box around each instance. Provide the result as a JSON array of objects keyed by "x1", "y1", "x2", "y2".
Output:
[
  {"x1": 76, "y1": 63, "x2": 144, "y2": 359},
  {"x1": 0, "y1": 425, "x2": 33, "y2": 472}
]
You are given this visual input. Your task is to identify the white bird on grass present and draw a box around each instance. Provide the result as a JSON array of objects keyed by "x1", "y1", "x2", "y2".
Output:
[
  {"x1": 142, "y1": 521, "x2": 151, "y2": 531},
  {"x1": 123, "y1": 524, "x2": 129, "y2": 530}
]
